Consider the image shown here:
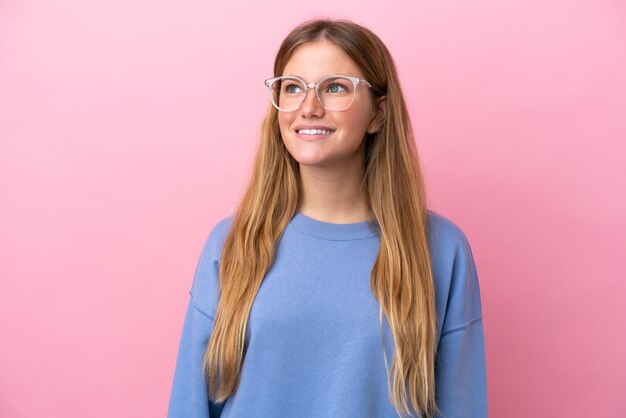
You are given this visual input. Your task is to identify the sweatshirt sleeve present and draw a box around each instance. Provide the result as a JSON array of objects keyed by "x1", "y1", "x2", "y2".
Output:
[
  {"x1": 429, "y1": 214, "x2": 488, "y2": 418},
  {"x1": 167, "y1": 217, "x2": 232, "y2": 418}
]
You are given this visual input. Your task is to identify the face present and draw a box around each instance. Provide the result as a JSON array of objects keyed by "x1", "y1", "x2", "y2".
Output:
[{"x1": 277, "y1": 41, "x2": 384, "y2": 170}]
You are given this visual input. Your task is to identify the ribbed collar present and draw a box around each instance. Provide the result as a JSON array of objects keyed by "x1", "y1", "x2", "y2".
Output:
[{"x1": 289, "y1": 212, "x2": 380, "y2": 241}]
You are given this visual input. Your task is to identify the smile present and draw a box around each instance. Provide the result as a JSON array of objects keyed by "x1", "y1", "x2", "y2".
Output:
[{"x1": 296, "y1": 129, "x2": 334, "y2": 135}]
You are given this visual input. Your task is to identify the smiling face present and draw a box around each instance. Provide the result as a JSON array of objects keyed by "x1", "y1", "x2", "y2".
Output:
[{"x1": 277, "y1": 41, "x2": 383, "y2": 170}]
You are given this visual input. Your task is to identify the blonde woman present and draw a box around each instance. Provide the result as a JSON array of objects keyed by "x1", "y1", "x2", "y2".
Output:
[{"x1": 168, "y1": 18, "x2": 487, "y2": 418}]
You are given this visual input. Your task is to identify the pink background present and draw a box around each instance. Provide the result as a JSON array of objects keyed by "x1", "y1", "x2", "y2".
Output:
[{"x1": 1, "y1": 1, "x2": 625, "y2": 417}]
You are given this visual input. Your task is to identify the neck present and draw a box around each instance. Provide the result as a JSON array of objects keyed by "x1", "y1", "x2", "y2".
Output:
[{"x1": 297, "y1": 162, "x2": 370, "y2": 224}]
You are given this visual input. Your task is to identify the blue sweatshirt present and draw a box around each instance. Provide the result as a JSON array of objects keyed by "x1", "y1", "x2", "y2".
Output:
[{"x1": 168, "y1": 211, "x2": 487, "y2": 417}]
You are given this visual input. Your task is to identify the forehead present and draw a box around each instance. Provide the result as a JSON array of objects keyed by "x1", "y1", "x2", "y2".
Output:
[{"x1": 281, "y1": 40, "x2": 364, "y2": 80}]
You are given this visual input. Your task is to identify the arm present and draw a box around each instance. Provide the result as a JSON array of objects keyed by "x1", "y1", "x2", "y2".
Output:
[
  {"x1": 167, "y1": 218, "x2": 232, "y2": 418},
  {"x1": 167, "y1": 301, "x2": 221, "y2": 418},
  {"x1": 434, "y1": 225, "x2": 488, "y2": 418},
  {"x1": 435, "y1": 318, "x2": 487, "y2": 417}
]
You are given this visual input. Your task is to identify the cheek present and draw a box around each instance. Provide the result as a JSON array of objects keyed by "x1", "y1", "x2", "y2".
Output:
[
  {"x1": 342, "y1": 109, "x2": 372, "y2": 138},
  {"x1": 344, "y1": 97, "x2": 373, "y2": 125}
]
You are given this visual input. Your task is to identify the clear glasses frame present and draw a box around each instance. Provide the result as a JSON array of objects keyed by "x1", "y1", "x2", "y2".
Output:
[{"x1": 264, "y1": 74, "x2": 374, "y2": 112}]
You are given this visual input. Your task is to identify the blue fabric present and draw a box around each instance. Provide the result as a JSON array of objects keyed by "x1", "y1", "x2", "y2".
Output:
[{"x1": 168, "y1": 210, "x2": 487, "y2": 417}]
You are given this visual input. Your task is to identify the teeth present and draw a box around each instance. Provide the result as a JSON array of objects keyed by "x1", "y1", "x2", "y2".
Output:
[{"x1": 297, "y1": 129, "x2": 333, "y2": 135}]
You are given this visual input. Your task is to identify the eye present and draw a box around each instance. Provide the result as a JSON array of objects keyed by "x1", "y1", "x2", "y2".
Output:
[
  {"x1": 283, "y1": 82, "x2": 304, "y2": 94},
  {"x1": 326, "y1": 82, "x2": 348, "y2": 93}
]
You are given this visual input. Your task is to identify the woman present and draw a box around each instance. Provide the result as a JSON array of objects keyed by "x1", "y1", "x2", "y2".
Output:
[{"x1": 168, "y1": 18, "x2": 487, "y2": 418}]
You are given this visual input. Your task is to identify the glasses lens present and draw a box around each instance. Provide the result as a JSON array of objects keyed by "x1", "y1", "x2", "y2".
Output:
[
  {"x1": 318, "y1": 76, "x2": 355, "y2": 111},
  {"x1": 269, "y1": 77, "x2": 305, "y2": 112}
]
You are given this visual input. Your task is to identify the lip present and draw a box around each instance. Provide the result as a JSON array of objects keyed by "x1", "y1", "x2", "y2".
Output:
[{"x1": 293, "y1": 125, "x2": 336, "y2": 131}]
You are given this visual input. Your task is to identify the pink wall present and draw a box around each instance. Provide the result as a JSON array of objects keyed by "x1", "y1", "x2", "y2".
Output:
[{"x1": 1, "y1": 1, "x2": 624, "y2": 417}]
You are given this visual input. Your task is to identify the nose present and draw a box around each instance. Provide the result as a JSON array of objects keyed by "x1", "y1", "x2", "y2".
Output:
[{"x1": 299, "y1": 86, "x2": 324, "y2": 117}]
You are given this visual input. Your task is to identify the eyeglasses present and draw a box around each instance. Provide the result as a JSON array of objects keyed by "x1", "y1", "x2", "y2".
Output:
[{"x1": 264, "y1": 74, "x2": 374, "y2": 112}]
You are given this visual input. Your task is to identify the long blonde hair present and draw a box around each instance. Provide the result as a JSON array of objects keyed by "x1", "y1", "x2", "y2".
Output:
[{"x1": 204, "y1": 18, "x2": 438, "y2": 417}]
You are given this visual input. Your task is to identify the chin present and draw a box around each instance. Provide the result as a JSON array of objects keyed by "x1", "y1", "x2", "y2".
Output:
[
  {"x1": 294, "y1": 158, "x2": 327, "y2": 168},
  {"x1": 286, "y1": 149, "x2": 328, "y2": 167}
]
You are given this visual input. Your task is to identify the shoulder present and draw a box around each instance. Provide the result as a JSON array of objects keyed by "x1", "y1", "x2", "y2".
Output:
[
  {"x1": 425, "y1": 210, "x2": 483, "y2": 336},
  {"x1": 425, "y1": 209, "x2": 476, "y2": 275},
  {"x1": 200, "y1": 214, "x2": 235, "y2": 261},
  {"x1": 189, "y1": 214, "x2": 235, "y2": 316},
  {"x1": 211, "y1": 214, "x2": 236, "y2": 243},
  {"x1": 426, "y1": 210, "x2": 472, "y2": 258}
]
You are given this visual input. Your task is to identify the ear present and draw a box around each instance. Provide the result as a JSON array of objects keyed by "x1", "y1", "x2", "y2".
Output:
[{"x1": 367, "y1": 96, "x2": 387, "y2": 134}]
